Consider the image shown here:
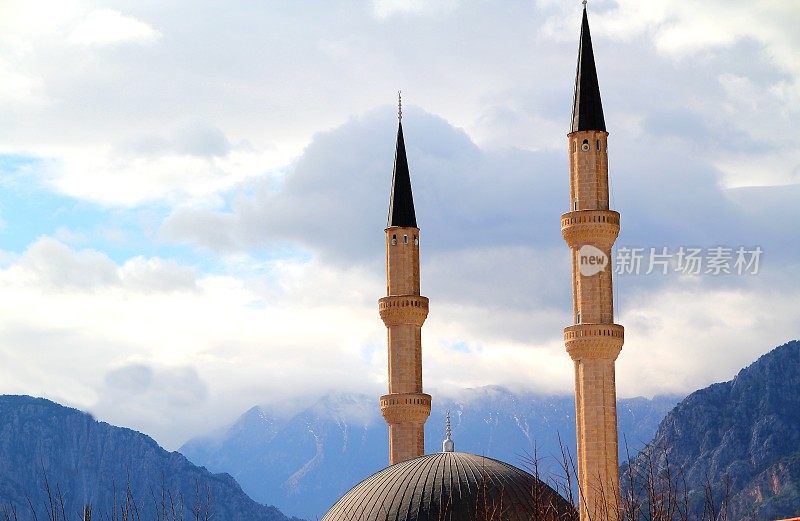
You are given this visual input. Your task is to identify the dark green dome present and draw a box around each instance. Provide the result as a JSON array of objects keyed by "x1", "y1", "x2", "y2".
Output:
[{"x1": 322, "y1": 452, "x2": 576, "y2": 521}]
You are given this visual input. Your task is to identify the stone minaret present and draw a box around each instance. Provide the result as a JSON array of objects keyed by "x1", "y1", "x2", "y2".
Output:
[
  {"x1": 379, "y1": 106, "x2": 431, "y2": 465},
  {"x1": 561, "y1": 6, "x2": 624, "y2": 521}
]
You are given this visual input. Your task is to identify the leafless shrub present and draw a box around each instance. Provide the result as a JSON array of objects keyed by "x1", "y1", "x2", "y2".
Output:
[
  {"x1": 618, "y1": 440, "x2": 732, "y2": 521},
  {"x1": 520, "y1": 435, "x2": 732, "y2": 521},
  {"x1": 1, "y1": 473, "x2": 214, "y2": 521}
]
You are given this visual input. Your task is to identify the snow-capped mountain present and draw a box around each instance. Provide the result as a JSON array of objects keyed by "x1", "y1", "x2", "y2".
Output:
[{"x1": 180, "y1": 387, "x2": 679, "y2": 519}]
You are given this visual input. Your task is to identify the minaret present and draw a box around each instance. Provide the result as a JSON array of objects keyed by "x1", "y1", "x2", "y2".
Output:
[
  {"x1": 561, "y1": 6, "x2": 624, "y2": 521},
  {"x1": 379, "y1": 96, "x2": 431, "y2": 465}
]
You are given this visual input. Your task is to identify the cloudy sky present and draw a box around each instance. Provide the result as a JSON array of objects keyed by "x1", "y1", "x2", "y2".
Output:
[{"x1": 0, "y1": 0, "x2": 798, "y2": 449}]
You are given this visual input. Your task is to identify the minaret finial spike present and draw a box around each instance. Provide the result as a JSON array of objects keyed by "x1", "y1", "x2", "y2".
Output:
[
  {"x1": 398, "y1": 90, "x2": 402, "y2": 122},
  {"x1": 582, "y1": 0, "x2": 587, "y2": 6},
  {"x1": 443, "y1": 410, "x2": 454, "y2": 452}
]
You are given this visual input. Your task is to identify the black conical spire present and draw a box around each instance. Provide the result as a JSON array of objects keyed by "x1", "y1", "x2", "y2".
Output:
[
  {"x1": 571, "y1": 6, "x2": 606, "y2": 132},
  {"x1": 387, "y1": 98, "x2": 417, "y2": 228}
]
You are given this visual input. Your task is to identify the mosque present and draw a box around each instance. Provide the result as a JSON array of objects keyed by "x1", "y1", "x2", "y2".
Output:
[{"x1": 322, "y1": 5, "x2": 623, "y2": 521}]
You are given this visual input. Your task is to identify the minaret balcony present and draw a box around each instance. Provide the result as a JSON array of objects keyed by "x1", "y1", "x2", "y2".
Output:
[
  {"x1": 561, "y1": 210, "x2": 619, "y2": 249},
  {"x1": 380, "y1": 393, "x2": 432, "y2": 424},
  {"x1": 564, "y1": 323, "x2": 624, "y2": 360},
  {"x1": 379, "y1": 295, "x2": 429, "y2": 327}
]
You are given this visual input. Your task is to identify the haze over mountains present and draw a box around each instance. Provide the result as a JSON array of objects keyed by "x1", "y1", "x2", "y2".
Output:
[{"x1": 181, "y1": 387, "x2": 680, "y2": 519}]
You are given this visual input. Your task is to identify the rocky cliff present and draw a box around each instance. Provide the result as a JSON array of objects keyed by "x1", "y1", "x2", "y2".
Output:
[
  {"x1": 624, "y1": 340, "x2": 800, "y2": 520},
  {"x1": 0, "y1": 395, "x2": 298, "y2": 521}
]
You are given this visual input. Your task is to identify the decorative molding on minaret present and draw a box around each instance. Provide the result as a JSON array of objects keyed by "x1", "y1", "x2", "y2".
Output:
[
  {"x1": 562, "y1": 6, "x2": 623, "y2": 521},
  {"x1": 380, "y1": 104, "x2": 430, "y2": 465}
]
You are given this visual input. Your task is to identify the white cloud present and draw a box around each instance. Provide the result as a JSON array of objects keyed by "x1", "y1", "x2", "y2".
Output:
[
  {"x1": 6, "y1": 237, "x2": 198, "y2": 294},
  {"x1": 0, "y1": 0, "x2": 797, "y2": 450},
  {"x1": 1, "y1": 0, "x2": 797, "y2": 205},
  {"x1": 587, "y1": 0, "x2": 800, "y2": 117},
  {"x1": 29, "y1": 143, "x2": 287, "y2": 207},
  {"x1": 0, "y1": 238, "x2": 386, "y2": 447},
  {"x1": 617, "y1": 284, "x2": 800, "y2": 397},
  {"x1": 371, "y1": 0, "x2": 460, "y2": 19},
  {"x1": 120, "y1": 257, "x2": 198, "y2": 293},
  {"x1": 68, "y1": 9, "x2": 160, "y2": 47},
  {"x1": 95, "y1": 363, "x2": 209, "y2": 436},
  {"x1": 18, "y1": 237, "x2": 119, "y2": 290},
  {"x1": 567, "y1": 0, "x2": 800, "y2": 71},
  {"x1": 1, "y1": 236, "x2": 796, "y2": 449},
  {"x1": 0, "y1": 59, "x2": 47, "y2": 106}
]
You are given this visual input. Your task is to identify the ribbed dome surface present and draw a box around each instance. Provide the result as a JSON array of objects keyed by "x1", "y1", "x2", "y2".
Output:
[{"x1": 322, "y1": 452, "x2": 575, "y2": 521}]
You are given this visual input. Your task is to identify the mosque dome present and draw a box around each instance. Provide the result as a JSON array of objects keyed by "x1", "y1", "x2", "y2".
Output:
[{"x1": 321, "y1": 451, "x2": 576, "y2": 521}]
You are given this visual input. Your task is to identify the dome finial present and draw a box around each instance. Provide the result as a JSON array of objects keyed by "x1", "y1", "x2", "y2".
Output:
[
  {"x1": 398, "y1": 90, "x2": 402, "y2": 122},
  {"x1": 442, "y1": 410, "x2": 454, "y2": 452}
]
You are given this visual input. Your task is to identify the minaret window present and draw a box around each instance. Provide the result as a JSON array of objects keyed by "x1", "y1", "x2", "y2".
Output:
[
  {"x1": 391, "y1": 234, "x2": 397, "y2": 245},
  {"x1": 403, "y1": 235, "x2": 408, "y2": 244},
  {"x1": 581, "y1": 139, "x2": 590, "y2": 152},
  {"x1": 596, "y1": 140, "x2": 601, "y2": 151},
  {"x1": 414, "y1": 235, "x2": 419, "y2": 246},
  {"x1": 573, "y1": 199, "x2": 579, "y2": 211},
  {"x1": 576, "y1": 311, "x2": 581, "y2": 324}
]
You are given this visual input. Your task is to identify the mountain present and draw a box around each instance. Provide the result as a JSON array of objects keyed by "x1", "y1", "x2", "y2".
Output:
[
  {"x1": 624, "y1": 340, "x2": 800, "y2": 520},
  {"x1": 180, "y1": 387, "x2": 680, "y2": 520},
  {"x1": 0, "y1": 395, "x2": 299, "y2": 521}
]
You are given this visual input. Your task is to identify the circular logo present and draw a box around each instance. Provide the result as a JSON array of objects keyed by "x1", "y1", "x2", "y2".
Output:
[{"x1": 578, "y1": 245, "x2": 608, "y2": 277}]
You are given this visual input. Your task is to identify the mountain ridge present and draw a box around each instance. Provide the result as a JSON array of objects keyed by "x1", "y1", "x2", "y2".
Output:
[
  {"x1": 0, "y1": 395, "x2": 299, "y2": 521},
  {"x1": 624, "y1": 340, "x2": 800, "y2": 520},
  {"x1": 181, "y1": 386, "x2": 681, "y2": 519}
]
